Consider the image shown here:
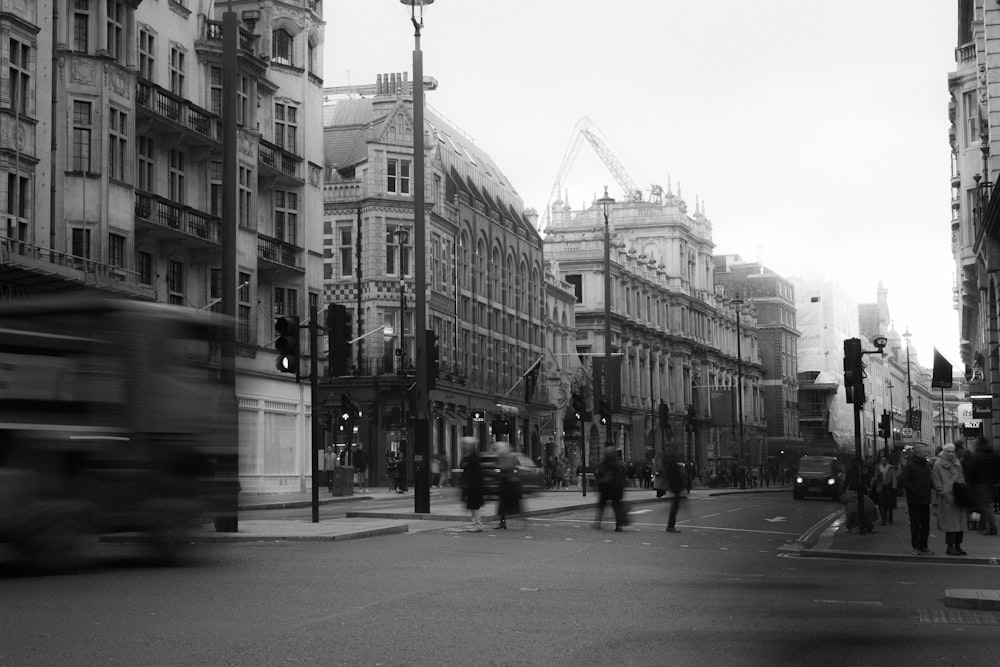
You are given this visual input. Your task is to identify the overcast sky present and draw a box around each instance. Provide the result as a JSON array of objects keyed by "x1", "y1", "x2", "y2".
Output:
[{"x1": 327, "y1": 1, "x2": 958, "y2": 368}]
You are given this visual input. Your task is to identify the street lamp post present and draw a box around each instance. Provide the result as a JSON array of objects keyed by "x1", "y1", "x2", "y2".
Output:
[
  {"x1": 401, "y1": 0, "x2": 432, "y2": 513},
  {"x1": 596, "y1": 187, "x2": 615, "y2": 453},
  {"x1": 732, "y1": 292, "x2": 745, "y2": 488},
  {"x1": 393, "y1": 229, "x2": 409, "y2": 467},
  {"x1": 886, "y1": 381, "x2": 895, "y2": 449}
]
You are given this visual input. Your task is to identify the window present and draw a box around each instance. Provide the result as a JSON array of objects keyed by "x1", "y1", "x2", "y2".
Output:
[
  {"x1": 108, "y1": 233, "x2": 125, "y2": 269},
  {"x1": 339, "y1": 227, "x2": 353, "y2": 277},
  {"x1": 308, "y1": 40, "x2": 318, "y2": 74},
  {"x1": 71, "y1": 228, "x2": 91, "y2": 259},
  {"x1": 238, "y1": 166, "x2": 253, "y2": 228},
  {"x1": 8, "y1": 38, "x2": 30, "y2": 115},
  {"x1": 238, "y1": 271, "x2": 251, "y2": 342},
  {"x1": 565, "y1": 274, "x2": 582, "y2": 303},
  {"x1": 138, "y1": 28, "x2": 155, "y2": 81},
  {"x1": 386, "y1": 225, "x2": 410, "y2": 276},
  {"x1": 108, "y1": 107, "x2": 128, "y2": 182},
  {"x1": 137, "y1": 251, "x2": 152, "y2": 285},
  {"x1": 209, "y1": 161, "x2": 222, "y2": 216},
  {"x1": 274, "y1": 286, "x2": 297, "y2": 316},
  {"x1": 168, "y1": 149, "x2": 185, "y2": 205},
  {"x1": 72, "y1": 101, "x2": 92, "y2": 171},
  {"x1": 386, "y1": 158, "x2": 410, "y2": 195},
  {"x1": 107, "y1": 0, "x2": 126, "y2": 63},
  {"x1": 169, "y1": 45, "x2": 185, "y2": 97},
  {"x1": 137, "y1": 136, "x2": 154, "y2": 192},
  {"x1": 73, "y1": 0, "x2": 90, "y2": 53},
  {"x1": 275, "y1": 103, "x2": 297, "y2": 153},
  {"x1": 210, "y1": 267, "x2": 222, "y2": 313},
  {"x1": 6, "y1": 173, "x2": 28, "y2": 219},
  {"x1": 210, "y1": 69, "x2": 248, "y2": 126},
  {"x1": 272, "y1": 29, "x2": 293, "y2": 66},
  {"x1": 274, "y1": 190, "x2": 297, "y2": 245},
  {"x1": 167, "y1": 259, "x2": 184, "y2": 305},
  {"x1": 965, "y1": 89, "x2": 979, "y2": 148}
]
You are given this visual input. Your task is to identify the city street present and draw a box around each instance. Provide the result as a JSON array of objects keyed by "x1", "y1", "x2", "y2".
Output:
[{"x1": 3, "y1": 492, "x2": 999, "y2": 666}]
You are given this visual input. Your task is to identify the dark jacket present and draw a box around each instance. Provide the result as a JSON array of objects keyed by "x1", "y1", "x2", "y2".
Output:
[
  {"x1": 899, "y1": 455, "x2": 933, "y2": 504},
  {"x1": 596, "y1": 453, "x2": 626, "y2": 500},
  {"x1": 461, "y1": 451, "x2": 484, "y2": 511},
  {"x1": 968, "y1": 448, "x2": 1000, "y2": 487}
]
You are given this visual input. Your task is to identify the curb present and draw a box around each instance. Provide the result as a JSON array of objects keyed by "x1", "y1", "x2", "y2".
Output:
[{"x1": 945, "y1": 589, "x2": 1000, "y2": 610}]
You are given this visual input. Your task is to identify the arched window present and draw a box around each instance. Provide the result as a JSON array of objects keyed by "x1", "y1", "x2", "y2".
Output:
[{"x1": 272, "y1": 29, "x2": 294, "y2": 66}]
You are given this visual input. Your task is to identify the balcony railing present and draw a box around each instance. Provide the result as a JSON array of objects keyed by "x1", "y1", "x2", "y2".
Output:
[
  {"x1": 257, "y1": 234, "x2": 303, "y2": 270},
  {"x1": 258, "y1": 138, "x2": 302, "y2": 180},
  {"x1": 136, "y1": 79, "x2": 220, "y2": 143},
  {"x1": 204, "y1": 19, "x2": 258, "y2": 54},
  {"x1": 135, "y1": 191, "x2": 222, "y2": 244},
  {"x1": 956, "y1": 42, "x2": 975, "y2": 64}
]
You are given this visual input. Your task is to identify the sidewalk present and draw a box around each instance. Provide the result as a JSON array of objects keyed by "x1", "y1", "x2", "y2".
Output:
[{"x1": 801, "y1": 501, "x2": 1000, "y2": 566}]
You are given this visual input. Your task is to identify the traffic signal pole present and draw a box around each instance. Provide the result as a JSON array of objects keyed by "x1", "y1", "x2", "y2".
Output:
[{"x1": 310, "y1": 303, "x2": 321, "y2": 523}]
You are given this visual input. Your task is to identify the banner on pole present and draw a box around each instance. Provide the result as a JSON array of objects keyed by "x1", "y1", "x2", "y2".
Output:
[{"x1": 932, "y1": 348, "x2": 953, "y2": 389}]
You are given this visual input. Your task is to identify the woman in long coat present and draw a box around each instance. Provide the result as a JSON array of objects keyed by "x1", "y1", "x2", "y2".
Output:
[
  {"x1": 494, "y1": 441, "x2": 521, "y2": 529},
  {"x1": 460, "y1": 437, "x2": 484, "y2": 532},
  {"x1": 932, "y1": 442, "x2": 967, "y2": 555}
]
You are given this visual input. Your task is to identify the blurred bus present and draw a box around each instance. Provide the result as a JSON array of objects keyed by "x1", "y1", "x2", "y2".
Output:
[{"x1": 0, "y1": 296, "x2": 237, "y2": 568}]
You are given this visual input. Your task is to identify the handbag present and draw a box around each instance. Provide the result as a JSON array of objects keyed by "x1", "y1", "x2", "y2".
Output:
[{"x1": 953, "y1": 481, "x2": 969, "y2": 507}]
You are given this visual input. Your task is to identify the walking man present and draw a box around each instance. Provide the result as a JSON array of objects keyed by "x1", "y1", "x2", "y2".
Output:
[
  {"x1": 969, "y1": 436, "x2": 999, "y2": 535},
  {"x1": 665, "y1": 449, "x2": 684, "y2": 533},
  {"x1": 899, "y1": 444, "x2": 934, "y2": 555}
]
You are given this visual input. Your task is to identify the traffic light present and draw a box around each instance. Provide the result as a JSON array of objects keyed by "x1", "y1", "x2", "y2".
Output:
[
  {"x1": 426, "y1": 329, "x2": 439, "y2": 390},
  {"x1": 879, "y1": 411, "x2": 891, "y2": 439},
  {"x1": 274, "y1": 315, "x2": 301, "y2": 374},
  {"x1": 329, "y1": 304, "x2": 352, "y2": 376},
  {"x1": 843, "y1": 338, "x2": 865, "y2": 404},
  {"x1": 598, "y1": 399, "x2": 610, "y2": 425},
  {"x1": 340, "y1": 394, "x2": 362, "y2": 422}
]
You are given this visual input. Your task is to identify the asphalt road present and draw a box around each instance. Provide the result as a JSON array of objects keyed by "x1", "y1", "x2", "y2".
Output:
[{"x1": 3, "y1": 493, "x2": 999, "y2": 666}]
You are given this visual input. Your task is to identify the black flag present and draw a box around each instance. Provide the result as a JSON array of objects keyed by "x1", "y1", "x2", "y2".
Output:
[
  {"x1": 932, "y1": 348, "x2": 953, "y2": 389},
  {"x1": 523, "y1": 357, "x2": 542, "y2": 402}
]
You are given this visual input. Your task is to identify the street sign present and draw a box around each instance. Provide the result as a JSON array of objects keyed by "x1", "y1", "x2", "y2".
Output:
[
  {"x1": 957, "y1": 402, "x2": 973, "y2": 420},
  {"x1": 471, "y1": 410, "x2": 486, "y2": 423},
  {"x1": 902, "y1": 427, "x2": 913, "y2": 437}
]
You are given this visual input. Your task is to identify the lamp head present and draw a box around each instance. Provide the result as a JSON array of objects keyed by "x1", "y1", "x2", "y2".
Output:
[
  {"x1": 595, "y1": 186, "x2": 615, "y2": 217},
  {"x1": 873, "y1": 335, "x2": 888, "y2": 353}
]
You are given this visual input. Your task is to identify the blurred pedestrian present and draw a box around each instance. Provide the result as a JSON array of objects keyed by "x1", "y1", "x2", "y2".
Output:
[
  {"x1": 397, "y1": 447, "x2": 408, "y2": 493},
  {"x1": 932, "y1": 442, "x2": 968, "y2": 555},
  {"x1": 593, "y1": 447, "x2": 627, "y2": 531},
  {"x1": 323, "y1": 445, "x2": 336, "y2": 493},
  {"x1": 842, "y1": 491, "x2": 878, "y2": 533},
  {"x1": 642, "y1": 461, "x2": 653, "y2": 489},
  {"x1": 665, "y1": 450, "x2": 685, "y2": 533},
  {"x1": 873, "y1": 454, "x2": 897, "y2": 525},
  {"x1": 387, "y1": 452, "x2": 399, "y2": 493},
  {"x1": 460, "y1": 437, "x2": 484, "y2": 532},
  {"x1": 353, "y1": 444, "x2": 369, "y2": 494},
  {"x1": 554, "y1": 457, "x2": 567, "y2": 490},
  {"x1": 494, "y1": 442, "x2": 521, "y2": 529},
  {"x1": 899, "y1": 444, "x2": 934, "y2": 554},
  {"x1": 968, "y1": 436, "x2": 1000, "y2": 536},
  {"x1": 626, "y1": 460, "x2": 638, "y2": 488}
]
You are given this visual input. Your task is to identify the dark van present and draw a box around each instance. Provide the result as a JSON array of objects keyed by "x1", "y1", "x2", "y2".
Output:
[{"x1": 793, "y1": 456, "x2": 842, "y2": 500}]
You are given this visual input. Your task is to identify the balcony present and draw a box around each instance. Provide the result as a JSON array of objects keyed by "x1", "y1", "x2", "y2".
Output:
[
  {"x1": 135, "y1": 79, "x2": 220, "y2": 148},
  {"x1": 0, "y1": 234, "x2": 154, "y2": 299},
  {"x1": 258, "y1": 138, "x2": 303, "y2": 187},
  {"x1": 257, "y1": 234, "x2": 303, "y2": 273},
  {"x1": 135, "y1": 191, "x2": 222, "y2": 248}
]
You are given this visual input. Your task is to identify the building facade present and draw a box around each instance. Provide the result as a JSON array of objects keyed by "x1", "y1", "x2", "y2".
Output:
[
  {"x1": 322, "y1": 74, "x2": 549, "y2": 486},
  {"x1": 0, "y1": 1, "x2": 327, "y2": 493},
  {"x1": 714, "y1": 256, "x2": 802, "y2": 471},
  {"x1": 544, "y1": 189, "x2": 764, "y2": 478}
]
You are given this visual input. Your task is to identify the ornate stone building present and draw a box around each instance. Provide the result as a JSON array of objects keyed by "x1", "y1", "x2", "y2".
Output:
[
  {"x1": 0, "y1": 1, "x2": 327, "y2": 493},
  {"x1": 543, "y1": 189, "x2": 763, "y2": 476}
]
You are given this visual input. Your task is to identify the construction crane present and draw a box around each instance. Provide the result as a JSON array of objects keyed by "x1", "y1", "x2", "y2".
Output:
[{"x1": 539, "y1": 117, "x2": 661, "y2": 233}]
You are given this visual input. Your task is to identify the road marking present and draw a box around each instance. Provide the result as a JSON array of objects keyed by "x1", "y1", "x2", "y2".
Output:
[
  {"x1": 764, "y1": 516, "x2": 788, "y2": 523},
  {"x1": 815, "y1": 599, "x2": 884, "y2": 606},
  {"x1": 726, "y1": 508, "x2": 743, "y2": 512},
  {"x1": 701, "y1": 513, "x2": 720, "y2": 518},
  {"x1": 629, "y1": 509, "x2": 653, "y2": 515}
]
